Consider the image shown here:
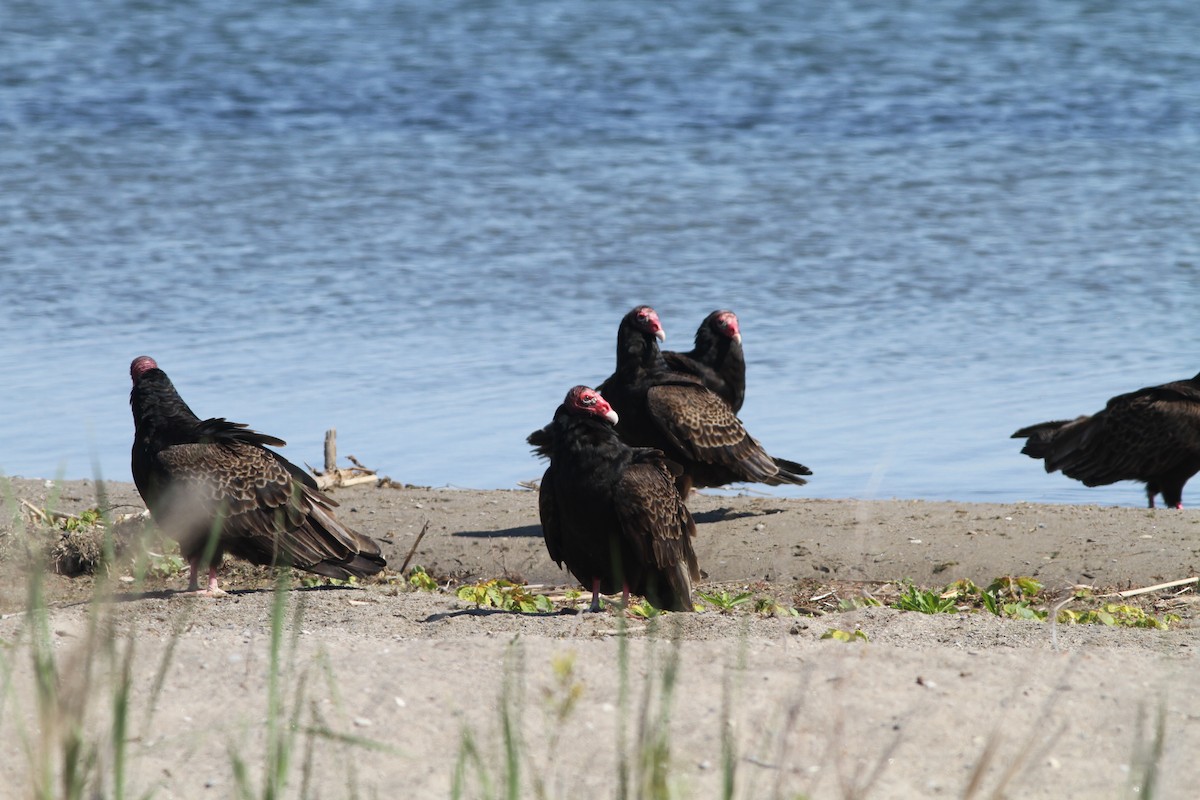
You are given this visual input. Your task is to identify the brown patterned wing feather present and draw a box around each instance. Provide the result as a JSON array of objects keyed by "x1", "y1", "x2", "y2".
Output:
[
  {"x1": 614, "y1": 451, "x2": 700, "y2": 609},
  {"x1": 153, "y1": 442, "x2": 382, "y2": 577},
  {"x1": 646, "y1": 383, "x2": 780, "y2": 482}
]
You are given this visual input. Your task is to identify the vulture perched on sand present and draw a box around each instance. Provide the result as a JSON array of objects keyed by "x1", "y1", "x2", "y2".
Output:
[
  {"x1": 1012, "y1": 372, "x2": 1200, "y2": 508},
  {"x1": 595, "y1": 305, "x2": 810, "y2": 498},
  {"x1": 663, "y1": 309, "x2": 746, "y2": 413},
  {"x1": 129, "y1": 355, "x2": 386, "y2": 594},
  {"x1": 537, "y1": 385, "x2": 699, "y2": 612}
]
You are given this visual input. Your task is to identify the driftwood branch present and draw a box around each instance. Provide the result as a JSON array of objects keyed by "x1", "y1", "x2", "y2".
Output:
[
  {"x1": 20, "y1": 499, "x2": 78, "y2": 525},
  {"x1": 321, "y1": 473, "x2": 379, "y2": 489},
  {"x1": 311, "y1": 428, "x2": 381, "y2": 490},
  {"x1": 324, "y1": 429, "x2": 337, "y2": 473},
  {"x1": 20, "y1": 499, "x2": 53, "y2": 524},
  {"x1": 1106, "y1": 577, "x2": 1200, "y2": 599}
]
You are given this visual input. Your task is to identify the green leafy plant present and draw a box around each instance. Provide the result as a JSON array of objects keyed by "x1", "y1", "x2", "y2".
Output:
[
  {"x1": 753, "y1": 597, "x2": 799, "y2": 617},
  {"x1": 989, "y1": 576, "x2": 1044, "y2": 601},
  {"x1": 941, "y1": 576, "x2": 1046, "y2": 619},
  {"x1": 20, "y1": 502, "x2": 114, "y2": 577},
  {"x1": 408, "y1": 564, "x2": 439, "y2": 592},
  {"x1": 698, "y1": 589, "x2": 753, "y2": 612},
  {"x1": 893, "y1": 583, "x2": 958, "y2": 614},
  {"x1": 59, "y1": 507, "x2": 103, "y2": 533},
  {"x1": 298, "y1": 575, "x2": 355, "y2": 588},
  {"x1": 627, "y1": 599, "x2": 664, "y2": 618},
  {"x1": 929, "y1": 577, "x2": 1181, "y2": 630},
  {"x1": 1059, "y1": 604, "x2": 1180, "y2": 630},
  {"x1": 939, "y1": 580, "x2": 1007, "y2": 617},
  {"x1": 144, "y1": 552, "x2": 186, "y2": 580},
  {"x1": 456, "y1": 579, "x2": 555, "y2": 613},
  {"x1": 837, "y1": 595, "x2": 884, "y2": 611}
]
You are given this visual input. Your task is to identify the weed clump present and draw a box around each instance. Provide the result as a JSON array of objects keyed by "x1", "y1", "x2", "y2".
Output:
[
  {"x1": 457, "y1": 579, "x2": 556, "y2": 613},
  {"x1": 923, "y1": 577, "x2": 1182, "y2": 629},
  {"x1": 9, "y1": 500, "x2": 152, "y2": 578}
]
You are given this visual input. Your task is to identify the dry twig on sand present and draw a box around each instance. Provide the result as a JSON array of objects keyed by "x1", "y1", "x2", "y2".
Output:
[{"x1": 398, "y1": 520, "x2": 430, "y2": 576}]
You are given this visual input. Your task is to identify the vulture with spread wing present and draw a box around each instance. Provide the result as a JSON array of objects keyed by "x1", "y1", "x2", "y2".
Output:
[
  {"x1": 1013, "y1": 372, "x2": 1200, "y2": 508},
  {"x1": 129, "y1": 355, "x2": 386, "y2": 594}
]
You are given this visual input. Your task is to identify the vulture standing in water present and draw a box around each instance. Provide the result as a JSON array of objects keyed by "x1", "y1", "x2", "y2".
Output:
[
  {"x1": 663, "y1": 309, "x2": 746, "y2": 413},
  {"x1": 537, "y1": 385, "x2": 699, "y2": 612},
  {"x1": 596, "y1": 305, "x2": 810, "y2": 498},
  {"x1": 129, "y1": 355, "x2": 386, "y2": 594},
  {"x1": 1012, "y1": 371, "x2": 1200, "y2": 508}
]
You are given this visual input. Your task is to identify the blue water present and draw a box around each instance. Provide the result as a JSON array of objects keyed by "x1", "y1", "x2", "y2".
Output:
[{"x1": 2, "y1": 0, "x2": 1198, "y2": 505}]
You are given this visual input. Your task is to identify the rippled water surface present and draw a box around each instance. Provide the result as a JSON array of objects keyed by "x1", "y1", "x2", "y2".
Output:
[{"x1": 2, "y1": 0, "x2": 1198, "y2": 505}]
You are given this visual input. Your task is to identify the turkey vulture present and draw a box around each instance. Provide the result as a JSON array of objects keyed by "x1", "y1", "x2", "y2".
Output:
[
  {"x1": 663, "y1": 310, "x2": 745, "y2": 413},
  {"x1": 129, "y1": 355, "x2": 386, "y2": 594},
  {"x1": 537, "y1": 385, "x2": 699, "y2": 612},
  {"x1": 1012, "y1": 372, "x2": 1200, "y2": 508},
  {"x1": 596, "y1": 305, "x2": 810, "y2": 498}
]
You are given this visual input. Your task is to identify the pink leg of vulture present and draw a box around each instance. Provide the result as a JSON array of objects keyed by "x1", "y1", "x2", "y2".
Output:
[
  {"x1": 181, "y1": 560, "x2": 226, "y2": 597},
  {"x1": 589, "y1": 578, "x2": 603, "y2": 612},
  {"x1": 204, "y1": 566, "x2": 224, "y2": 595}
]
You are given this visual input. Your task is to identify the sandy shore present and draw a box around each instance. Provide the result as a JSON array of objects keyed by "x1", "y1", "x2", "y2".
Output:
[{"x1": 1, "y1": 477, "x2": 1198, "y2": 798}]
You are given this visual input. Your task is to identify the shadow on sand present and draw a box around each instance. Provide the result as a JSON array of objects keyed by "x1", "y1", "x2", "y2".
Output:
[{"x1": 453, "y1": 524, "x2": 543, "y2": 539}]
